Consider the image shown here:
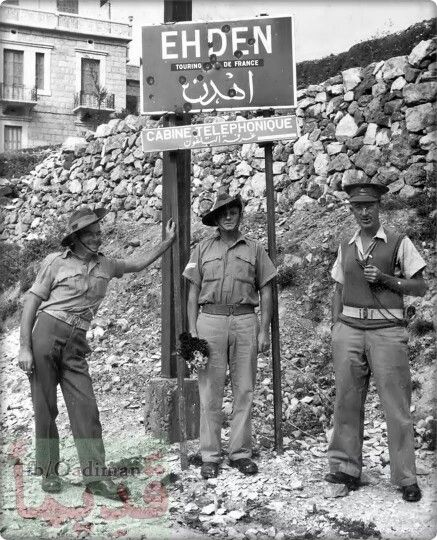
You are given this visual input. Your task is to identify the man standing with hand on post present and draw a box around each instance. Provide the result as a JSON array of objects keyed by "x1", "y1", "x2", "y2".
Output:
[
  {"x1": 18, "y1": 206, "x2": 176, "y2": 500},
  {"x1": 183, "y1": 191, "x2": 277, "y2": 479},
  {"x1": 326, "y1": 183, "x2": 427, "y2": 502}
]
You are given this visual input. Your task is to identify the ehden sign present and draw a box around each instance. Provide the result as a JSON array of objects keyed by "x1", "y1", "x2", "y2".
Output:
[
  {"x1": 141, "y1": 16, "x2": 296, "y2": 114},
  {"x1": 141, "y1": 115, "x2": 299, "y2": 152}
]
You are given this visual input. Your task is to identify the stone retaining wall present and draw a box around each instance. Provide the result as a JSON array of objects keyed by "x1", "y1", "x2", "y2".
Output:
[{"x1": 1, "y1": 38, "x2": 436, "y2": 243}]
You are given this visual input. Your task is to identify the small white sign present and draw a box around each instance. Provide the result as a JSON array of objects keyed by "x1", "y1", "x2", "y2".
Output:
[{"x1": 141, "y1": 115, "x2": 299, "y2": 153}]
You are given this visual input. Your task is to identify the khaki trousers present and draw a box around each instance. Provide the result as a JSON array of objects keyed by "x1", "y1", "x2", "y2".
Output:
[
  {"x1": 196, "y1": 312, "x2": 259, "y2": 463},
  {"x1": 328, "y1": 321, "x2": 417, "y2": 487},
  {"x1": 30, "y1": 312, "x2": 106, "y2": 483}
]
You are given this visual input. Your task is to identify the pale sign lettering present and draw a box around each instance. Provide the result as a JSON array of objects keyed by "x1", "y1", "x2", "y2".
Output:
[
  {"x1": 141, "y1": 17, "x2": 296, "y2": 114},
  {"x1": 141, "y1": 115, "x2": 299, "y2": 153}
]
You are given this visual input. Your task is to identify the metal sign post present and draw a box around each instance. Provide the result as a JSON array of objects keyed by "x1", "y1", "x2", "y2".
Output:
[{"x1": 262, "y1": 138, "x2": 284, "y2": 454}]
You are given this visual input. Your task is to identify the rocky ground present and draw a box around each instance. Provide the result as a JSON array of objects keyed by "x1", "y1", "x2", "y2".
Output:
[{"x1": 0, "y1": 204, "x2": 435, "y2": 540}]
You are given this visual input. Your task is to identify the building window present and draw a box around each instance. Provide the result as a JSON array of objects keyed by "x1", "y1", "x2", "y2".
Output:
[
  {"x1": 35, "y1": 52, "x2": 44, "y2": 90},
  {"x1": 3, "y1": 49, "x2": 23, "y2": 86},
  {"x1": 4, "y1": 126, "x2": 22, "y2": 151},
  {"x1": 81, "y1": 58, "x2": 100, "y2": 94},
  {"x1": 126, "y1": 95, "x2": 138, "y2": 115},
  {"x1": 57, "y1": 0, "x2": 78, "y2": 14}
]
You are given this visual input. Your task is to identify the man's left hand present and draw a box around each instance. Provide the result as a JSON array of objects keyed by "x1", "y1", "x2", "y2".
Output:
[
  {"x1": 257, "y1": 330, "x2": 270, "y2": 354},
  {"x1": 165, "y1": 219, "x2": 176, "y2": 243},
  {"x1": 363, "y1": 264, "x2": 382, "y2": 283}
]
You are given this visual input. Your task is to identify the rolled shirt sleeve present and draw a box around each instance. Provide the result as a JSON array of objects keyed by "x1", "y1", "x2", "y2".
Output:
[
  {"x1": 106, "y1": 258, "x2": 126, "y2": 279},
  {"x1": 397, "y1": 237, "x2": 426, "y2": 279},
  {"x1": 331, "y1": 245, "x2": 344, "y2": 285},
  {"x1": 28, "y1": 254, "x2": 56, "y2": 300},
  {"x1": 256, "y1": 244, "x2": 277, "y2": 288},
  {"x1": 182, "y1": 244, "x2": 202, "y2": 288}
]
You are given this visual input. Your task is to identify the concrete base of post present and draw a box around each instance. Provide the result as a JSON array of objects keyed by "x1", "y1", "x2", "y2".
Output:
[{"x1": 143, "y1": 377, "x2": 200, "y2": 443}]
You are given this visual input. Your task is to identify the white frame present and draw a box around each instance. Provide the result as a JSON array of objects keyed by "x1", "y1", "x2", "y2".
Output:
[
  {"x1": 0, "y1": 39, "x2": 53, "y2": 96},
  {"x1": 74, "y1": 48, "x2": 108, "y2": 94}
]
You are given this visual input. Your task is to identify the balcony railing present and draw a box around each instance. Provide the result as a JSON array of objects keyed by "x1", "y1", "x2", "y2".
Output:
[
  {"x1": 0, "y1": 5, "x2": 131, "y2": 41},
  {"x1": 0, "y1": 84, "x2": 38, "y2": 115},
  {"x1": 73, "y1": 92, "x2": 115, "y2": 111}
]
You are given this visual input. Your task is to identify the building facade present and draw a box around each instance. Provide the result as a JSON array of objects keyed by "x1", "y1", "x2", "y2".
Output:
[{"x1": 0, "y1": 0, "x2": 132, "y2": 152}]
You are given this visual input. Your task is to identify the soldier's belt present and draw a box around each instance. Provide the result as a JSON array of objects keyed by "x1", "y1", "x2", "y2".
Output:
[
  {"x1": 342, "y1": 306, "x2": 404, "y2": 320},
  {"x1": 201, "y1": 304, "x2": 255, "y2": 316},
  {"x1": 43, "y1": 310, "x2": 91, "y2": 331}
]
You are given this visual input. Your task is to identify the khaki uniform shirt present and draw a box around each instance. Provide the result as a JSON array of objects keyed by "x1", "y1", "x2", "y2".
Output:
[
  {"x1": 29, "y1": 249, "x2": 125, "y2": 321},
  {"x1": 183, "y1": 231, "x2": 277, "y2": 306},
  {"x1": 331, "y1": 226, "x2": 426, "y2": 284}
]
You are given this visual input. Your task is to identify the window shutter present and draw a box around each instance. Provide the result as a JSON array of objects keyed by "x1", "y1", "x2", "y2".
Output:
[
  {"x1": 57, "y1": 0, "x2": 79, "y2": 14},
  {"x1": 81, "y1": 58, "x2": 100, "y2": 95},
  {"x1": 35, "y1": 53, "x2": 44, "y2": 90}
]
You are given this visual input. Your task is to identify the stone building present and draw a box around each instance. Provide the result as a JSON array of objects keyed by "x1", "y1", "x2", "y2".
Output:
[{"x1": 0, "y1": 0, "x2": 132, "y2": 152}]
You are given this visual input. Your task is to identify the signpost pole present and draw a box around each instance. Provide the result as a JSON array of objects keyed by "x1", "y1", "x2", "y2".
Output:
[
  {"x1": 161, "y1": 0, "x2": 192, "y2": 380},
  {"x1": 161, "y1": 0, "x2": 192, "y2": 468},
  {"x1": 263, "y1": 139, "x2": 284, "y2": 454},
  {"x1": 171, "y1": 171, "x2": 188, "y2": 470}
]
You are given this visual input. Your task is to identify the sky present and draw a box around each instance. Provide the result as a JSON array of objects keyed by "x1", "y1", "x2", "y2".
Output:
[{"x1": 110, "y1": 0, "x2": 436, "y2": 66}]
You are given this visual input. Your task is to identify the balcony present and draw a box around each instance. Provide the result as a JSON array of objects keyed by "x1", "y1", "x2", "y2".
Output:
[
  {"x1": 0, "y1": 83, "x2": 37, "y2": 114},
  {"x1": 73, "y1": 91, "x2": 115, "y2": 121},
  {"x1": 0, "y1": 5, "x2": 131, "y2": 42}
]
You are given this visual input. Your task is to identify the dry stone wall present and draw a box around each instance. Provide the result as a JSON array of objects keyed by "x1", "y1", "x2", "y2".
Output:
[{"x1": 1, "y1": 38, "x2": 436, "y2": 243}]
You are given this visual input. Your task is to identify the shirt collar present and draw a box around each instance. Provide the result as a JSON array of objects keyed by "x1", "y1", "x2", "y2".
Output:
[
  {"x1": 63, "y1": 247, "x2": 102, "y2": 262},
  {"x1": 348, "y1": 225, "x2": 387, "y2": 244},
  {"x1": 214, "y1": 229, "x2": 247, "y2": 244}
]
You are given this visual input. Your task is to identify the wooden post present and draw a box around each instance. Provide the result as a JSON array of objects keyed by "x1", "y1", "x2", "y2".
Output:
[
  {"x1": 171, "y1": 174, "x2": 188, "y2": 469},
  {"x1": 161, "y1": 1, "x2": 192, "y2": 378},
  {"x1": 264, "y1": 141, "x2": 284, "y2": 454}
]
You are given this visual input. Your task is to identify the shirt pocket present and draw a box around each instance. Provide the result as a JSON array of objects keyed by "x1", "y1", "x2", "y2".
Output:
[
  {"x1": 90, "y1": 267, "x2": 111, "y2": 299},
  {"x1": 234, "y1": 252, "x2": 256, "y2": 285},
  {"x1": 56, "y1": 267, "x2": 84, "y2": 294},
  {"x1": 201, "y1": 254, "x2": 222, "y2": 283}
]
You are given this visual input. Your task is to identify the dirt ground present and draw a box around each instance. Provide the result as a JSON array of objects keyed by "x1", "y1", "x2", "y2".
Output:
[
  {"x1": 0, "y1": 315, "x2": 435, "y2": 540},
  {"x1": 0, "y1": 210, "x2": 435, "y2": 540}
]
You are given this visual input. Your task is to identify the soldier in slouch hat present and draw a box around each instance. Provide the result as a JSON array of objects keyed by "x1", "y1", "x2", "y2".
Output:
[
  {"x1": 183, "y1": 191, "x2": 277, "y2": 479},
  {"x1": 326, "y1": 183, "x2": 427, "y2": 502},
  {"x1": 18, "y1": 206, "x2": 175, "y2": 500}
]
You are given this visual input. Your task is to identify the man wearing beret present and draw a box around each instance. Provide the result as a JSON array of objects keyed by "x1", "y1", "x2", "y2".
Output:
[
  {"x1": 183, "y1": 192, "x2": 277, "y2": 479},
  {"x1": 18, "y1": 207, "x2": 176, "y2": 500},
  {"x1": 326, "y1": 183, "x2": 427, "y2": 502}
]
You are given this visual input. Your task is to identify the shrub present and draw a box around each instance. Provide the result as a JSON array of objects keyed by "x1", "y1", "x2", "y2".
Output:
[
  {"x1": 0, "y1": 145, "x2": 59, "y2": 179},
  {"x1": 276, "y1": 265, "x2": 297, "y2": 289},
  {"x1": 0, "y1": 241, "x2": 21, "y2": 293},
  {"x1": 0, "y1": 295, "x2": 19, "y2": 327},
  {"x1": 410, "y1": 318, "x2": 435, "y2": 337},
  {"x1": 405, "y1": 192, "x2": 436, "y2": 243}
]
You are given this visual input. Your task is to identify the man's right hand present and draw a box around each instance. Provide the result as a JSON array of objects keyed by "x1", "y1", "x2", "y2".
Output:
[{"x1": 18, "y1": 348, "x2": 34, "y2": 375}]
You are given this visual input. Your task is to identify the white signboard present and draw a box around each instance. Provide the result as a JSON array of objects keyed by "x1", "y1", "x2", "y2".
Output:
[{"x1": 141, "y1": 115, "x2": 299, "y2": 152}]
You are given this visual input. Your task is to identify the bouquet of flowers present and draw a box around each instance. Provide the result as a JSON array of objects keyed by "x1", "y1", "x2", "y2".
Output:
[{"x1": 178, "y1": 332, "x2": 209, "y2": 374}]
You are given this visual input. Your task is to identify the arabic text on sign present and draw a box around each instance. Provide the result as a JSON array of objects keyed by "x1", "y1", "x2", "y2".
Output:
[
  {"x1": 181, "y1": 70, "x2": 254, "y2": 107},
  {"x1": 161, "y1": 25, "x2": 272, "y2": 60}
]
